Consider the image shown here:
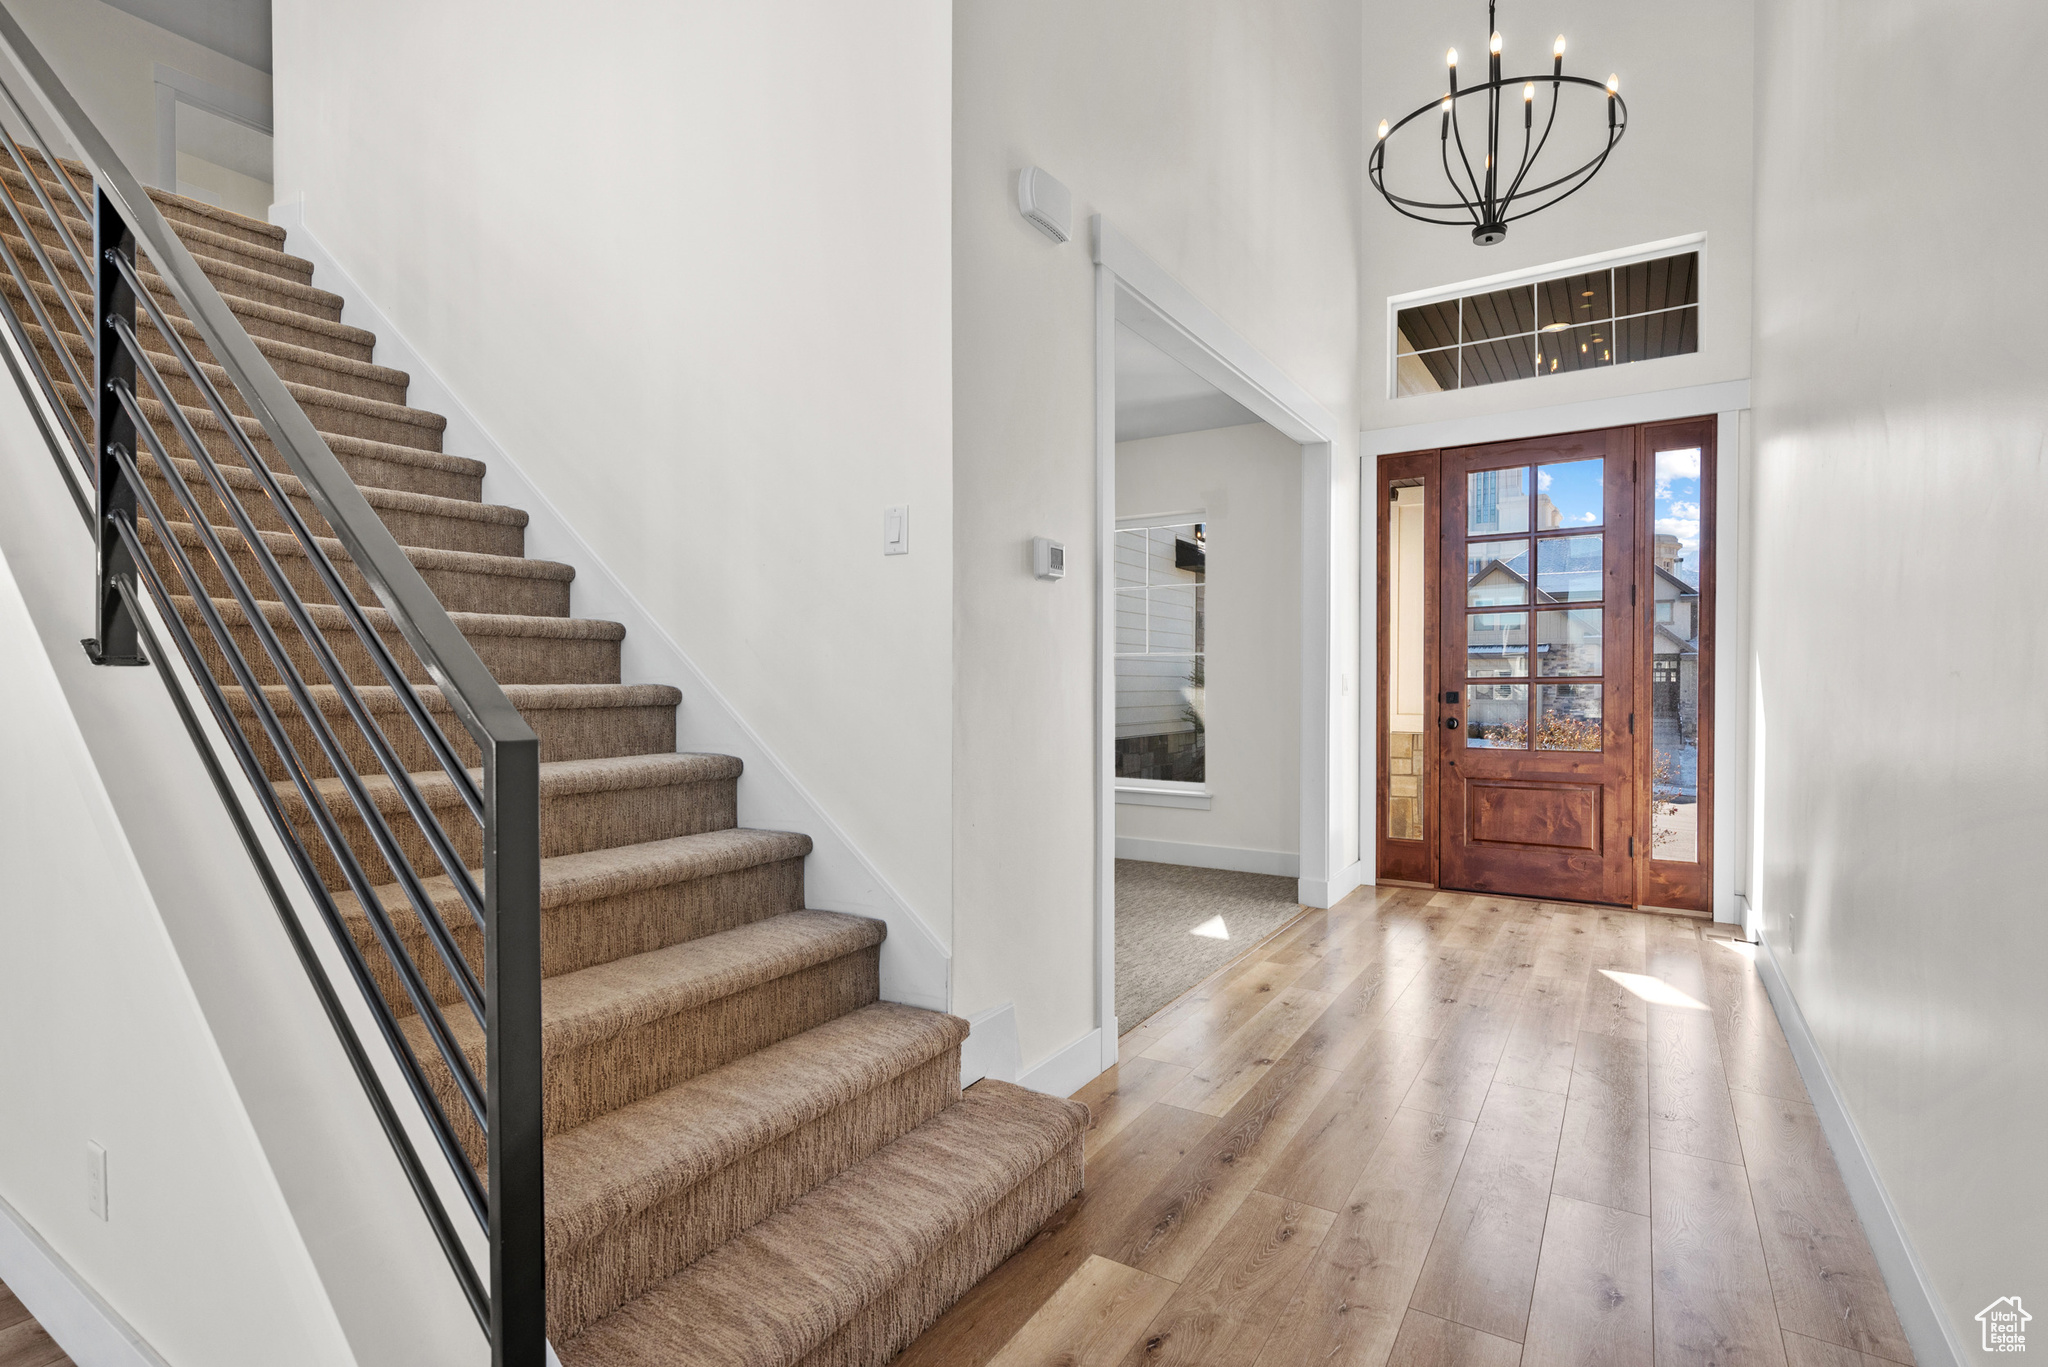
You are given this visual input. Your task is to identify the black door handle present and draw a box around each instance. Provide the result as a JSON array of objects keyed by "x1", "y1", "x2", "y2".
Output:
[{"x1": 1444, "y1": 716, "x2": 1460, "y2": 730}]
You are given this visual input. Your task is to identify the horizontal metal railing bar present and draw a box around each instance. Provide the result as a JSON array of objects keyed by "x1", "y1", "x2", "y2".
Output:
[
  {"x1": 110, "y1": 381, "x2": 492, "y2": 1069},
  {"x1": 0, "y1": 215, "x2": 84, "y2": 469},
  {"x1": 111, "y1": 249, "x2": 491, "y2": 838},
  {"x1": 0, "y1": 7, "x2": 535, "y2": 767},
  {"x1": 108, "y1": 446, "x2": 492, "y2": 1224},
  {"x1": 0, "y1": 201, "x2": 86, "y2": 449},
  {"x1": 0, "y1": 124, "x2": 88, "y2": 337},
  {"x1": 112, "y1": 281, "x2": 490, "y2": 920},
  {"x1": 107, "y1": 567, "x2": 490, "y2": 1331},
  {"x1": 0, "y1": 79, "x2": 88, "y2": 235}
]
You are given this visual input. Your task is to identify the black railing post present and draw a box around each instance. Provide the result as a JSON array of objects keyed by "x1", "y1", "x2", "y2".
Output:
[
  {"x1": 485, "y1": 735, "x2": 545, "y2": 1366},
  {"x1": 86, "y1": 184, "x2": 144, "y2": 665}
]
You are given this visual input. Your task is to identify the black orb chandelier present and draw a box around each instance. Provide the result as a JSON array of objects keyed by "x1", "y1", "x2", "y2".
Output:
[{"x1": 1370, "y1": 0, "x2": 1627, "y2": 246}]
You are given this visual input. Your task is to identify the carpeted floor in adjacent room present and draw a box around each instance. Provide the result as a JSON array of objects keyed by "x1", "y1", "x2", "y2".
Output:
[{"x1": 1114, "y1": 859, "x2": 1306, "y2": 1032}]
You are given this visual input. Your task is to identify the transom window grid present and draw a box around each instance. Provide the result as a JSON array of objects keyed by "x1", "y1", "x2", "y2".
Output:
[
  {"x1": 1398, "y1": 251, "x2": 1699, "y2": 394},
  {"x1": 1463, "y1": 459, "x2": 1608, "y2": 752},
  {"x1": 1114, "y1": 522, "x2": 1207, "y2": 785}
]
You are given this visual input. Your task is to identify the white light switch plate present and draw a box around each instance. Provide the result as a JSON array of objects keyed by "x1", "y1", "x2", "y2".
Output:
[{"x1": 883, "y1": 506, "x2": 910, "y2": 555}]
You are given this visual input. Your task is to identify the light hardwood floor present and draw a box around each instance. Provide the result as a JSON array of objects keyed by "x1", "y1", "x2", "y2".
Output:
[
  {"x1": 897, "y1": 885, "x2": 1914, "y2": 1367},
  {"x1": 0, "y1": 1278, "x2": 72, "y2": 1367}
]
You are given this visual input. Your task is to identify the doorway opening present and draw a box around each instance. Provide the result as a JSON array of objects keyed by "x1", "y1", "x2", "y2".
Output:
[{"x1": 1376, "y1": 418, "x2": 1716, "y2": 912}]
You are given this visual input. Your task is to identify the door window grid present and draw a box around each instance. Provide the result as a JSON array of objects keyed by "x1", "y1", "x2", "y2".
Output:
[
  {"x1": 1397, "y1": 251, "x2": 1700, "y2": 394},
  {"x1": 1464, "y1": 459, "x2": 1606, "y2": 751},
  {"x1": 1114, "y1": 522, "x2": 1207, "y2": 785}
]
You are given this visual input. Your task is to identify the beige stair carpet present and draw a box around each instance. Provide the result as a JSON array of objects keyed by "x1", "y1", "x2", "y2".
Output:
[{"x1": 2, "y1": 152, "x2": 1084, "y2": 1364}]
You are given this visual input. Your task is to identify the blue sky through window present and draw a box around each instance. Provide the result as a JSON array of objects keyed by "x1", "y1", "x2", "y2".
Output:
[{"x1": 1654, "y1": 447, "x2": 1703, "y2": 585}]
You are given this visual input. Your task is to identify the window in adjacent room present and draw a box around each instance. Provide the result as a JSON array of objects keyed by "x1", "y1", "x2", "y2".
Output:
[
  {"x1": 1114, "y1": 518, "x2": 1207, "y2": 786},
  {"x1": 1395, "y1": 247, "x2": 1700, "y2": 395}
]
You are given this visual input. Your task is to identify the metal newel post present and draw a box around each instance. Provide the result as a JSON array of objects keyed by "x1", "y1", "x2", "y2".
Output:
[
  {"x1": 87, "y1": 184, "x2": 144, "y2": 665},
  {"x1": 485, "y1": 734, "x2": 545, "y2": 1366}
]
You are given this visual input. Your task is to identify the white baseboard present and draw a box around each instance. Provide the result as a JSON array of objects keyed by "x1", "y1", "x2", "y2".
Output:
[
  {"x1": 271, "y1": 199, "x2": 952, "y2": 1014},
  {"x1": 1299, "y1": 857, "x2": 1366, "y2": 910},
  {"x1": 1750, "y1": 921, "x2": 1966, "y2": 1367},
  {"x1": 1018, "y1": 1027, "x2": 1108, "y2": 1099},
  {"x1": 1116, "y1": 836, "x2": 1299, "y2": 879},
  {"x1": 0, "y1": 1193, "x2": 170, "y2": 1367},
  {"x1": 959, "y1": 1003, "x2": 1019, "y2": 1088}
]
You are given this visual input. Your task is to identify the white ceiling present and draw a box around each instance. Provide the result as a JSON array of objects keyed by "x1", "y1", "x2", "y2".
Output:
[
  {"x1": 1115, "y1": 323, "x2": 1260, "y2": 443},
  {"x1": 102, "y1": 0, "x2": 270, "y2": 72}
]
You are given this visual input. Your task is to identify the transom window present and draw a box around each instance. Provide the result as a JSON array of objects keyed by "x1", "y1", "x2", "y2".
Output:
[{"x1": 1396, "y1": 249, "x2": 1699, "y2": 395}]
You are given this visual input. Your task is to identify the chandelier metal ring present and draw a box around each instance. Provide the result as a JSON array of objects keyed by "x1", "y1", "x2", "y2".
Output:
[{"x1": 1370, "y1": 2, "x2": 1627, "y2": 246}]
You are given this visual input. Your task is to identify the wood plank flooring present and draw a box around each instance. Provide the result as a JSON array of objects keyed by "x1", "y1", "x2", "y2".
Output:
[
  {"x1": 898, "y1": 886, "x2": 1916, "y2": 1367},
  {"x1": 0, "y1": 1278, "x2": 73, "y2": 1367}
]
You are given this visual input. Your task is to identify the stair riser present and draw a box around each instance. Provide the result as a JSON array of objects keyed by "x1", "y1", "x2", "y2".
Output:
[
  {"x1": 3, "y1": 225, "x2": 341, "y2": 323},
  {"x1": 287, "y1": 772, "x2": 741, "y2": 893},
  {"x1": 176, "y1": 602, "x2": 623, "y2": 688},
  {"x1": 1, "y1": 162, "x2": 286, "y2": 251},
  {"x1": 550, "y1": 1050, "x2": 963, "y2": 1342},
  {"x1": 239, "y1": 693, "x2": 677, "y2": 786},
  {"x1": 35, "y1": 316, "x2": 406, "y2": 404},
  {"x1": 792, "y1": 1147, "x2": 1087, "y2": 1367},
  {"x1": 144, "y1": 520, "x2": 571, "y2": 617},
  {"x1": 0, "y1": 195, "x2": 312, "y2": 287},
  {"x1": 52, "y1": 349, "x2": 444, "y2": 451},
  {"x1": 350, "y1": 855, "x2": 802, "y2": 1019},
  {"x1": 138, "y1": 458, "x2": 523, "y2": 558}
]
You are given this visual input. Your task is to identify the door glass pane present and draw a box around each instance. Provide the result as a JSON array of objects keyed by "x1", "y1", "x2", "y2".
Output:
[
  {"x1": 1537, "y1": 683, "x2": 1602, "y2": 750},
  {"x1": 1466, "y1": 683, "x2": 1528, "y2": 748},
  {"x1": 1537, "y1": 534, "x2": 1604, "y2": 601},
  {"x1": 1467, "y1": 612, "x2": 1528, "y2": 676},
  {"x1": 1651, "y1": 445, "x2": 1705, "y2": 861},
  {"x1": 1387, "y1": 485, "x2": 1427, "y2": 840},
  {"x1": 1536, "y1": 608, "x2": 1603, "y2": 676},
  {"x1": 1537, "y1": 459, "x2": 1603, "y2": 528},
  {"x1": 1466, "y1": 539, "x2": 1530, "y2": 606},
  {"x1": 1468, "y1": 467, "x2": 1531, "y2": 535},
  {"x1": 1388, "y1": 730, "x2": 1424, "y2": 838}
]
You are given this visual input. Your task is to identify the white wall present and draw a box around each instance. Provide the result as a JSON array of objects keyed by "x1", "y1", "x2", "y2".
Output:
[
  {"x1": 1115, "y1": 422, "x2": 1301, "y2": 868},
  {"x1": 1358, "y1": 0, "x2": 1754, "y2": 434},
  {"x1": 8, "y1": 0, "x2": 269, "y2": 199},
  {"x1": 954, "y1": 0, "x2": 1361, "y2": 1071},
  {"x1": 0, "y1": 391, "x2": 484, "y2": 1363},
  {"x1": 269, "y1": 1, "x2": 957, "y2": 947},
  {"x1": 1749, "y1": 0, "x2": 2047, "y2": 1354}
]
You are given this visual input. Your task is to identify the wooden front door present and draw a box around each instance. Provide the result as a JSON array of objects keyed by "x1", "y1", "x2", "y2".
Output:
[{"x1": 1436, "y1": 427, "x2": 1637, "y2": 904}]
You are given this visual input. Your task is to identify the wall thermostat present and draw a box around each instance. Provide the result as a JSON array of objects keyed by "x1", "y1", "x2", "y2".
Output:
[
  {"x1": 1033, "y1": 537, "x2": 1066, "y2": 580},
  {"x1": 1016, "y1": 167, "x2": 1071, "y2": 243}
]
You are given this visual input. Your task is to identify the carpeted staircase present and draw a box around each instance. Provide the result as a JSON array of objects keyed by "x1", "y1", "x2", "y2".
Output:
[{"x1": 3, "y1": 153, "x2": 1084, "y2": 1365}]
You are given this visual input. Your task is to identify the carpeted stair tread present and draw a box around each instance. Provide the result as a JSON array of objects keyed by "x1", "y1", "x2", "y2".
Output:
[
  {"x1": 1, "y1": 269, "x2": 377, "y2": 363},
  {"x1": 525, "y1": 910, "x2": 884, "y2": 1056},
  {"x1": 559, "y1": 1080, "x2": 1089, "y2": 1367},
  {"x1": 0, "y1": 223, "x2": 345, "y2": 321},
  {"x1": 544, "y1": 1003, "x2": 968, "y2": 1259},
  {"x1": 149, "y1": 452, "x2": 522, "y2": 535},
  {"x1": 3, "y1": 155, "x2": 285, "y2": 247},
  {"x1": 361, "y1": 828, "x2": 809, "y2": 928},
  {"x1": 4, "y1": 192, "x2": 314, "y2": 283},
  {"x1": 288, "y1": 750, "x2": 745, "y2": 816},
  {"x1": 48, "y1": 317, "x2": 411, "y2": 404},
  {"x1": 125, "y1": 395, "x2": 484, "y2": 491}
]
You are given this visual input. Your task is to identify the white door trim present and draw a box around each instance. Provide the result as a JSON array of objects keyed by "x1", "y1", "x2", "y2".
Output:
[{"x1": 1092, "y1": 216, "x2": 1344, "y2": 1073}]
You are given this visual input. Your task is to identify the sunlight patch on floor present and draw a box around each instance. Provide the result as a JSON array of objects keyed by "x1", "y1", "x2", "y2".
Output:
[
  {"x1": 1189, "y1": 915, "x2": 1230, "y2": 940},
  {"x1": 1600, "y1": 969, "x2": 1708, "y2": 1010}
]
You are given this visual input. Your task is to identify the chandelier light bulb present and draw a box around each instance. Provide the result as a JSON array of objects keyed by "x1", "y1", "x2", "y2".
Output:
[
  {"x1": 1378, "y1": 119, "x2": 1390, "y2": 139},
  {"x1": 1554, "y1": 34, "x2": 1567, "y2": 57},
  {"x1": 1490, "y1": 32, "x2": 1502, "y2": 55},
  {"x1": 1446, "y1": 47, "x2": 1458, "y2": 67},
  {"x1": 1607, "y1": 73, "x2": 1619, "y2": 94},
  {"x1": 1441, "y1": 96, "x2": 1454, "y2": 113},
  {"x1": 1524, "y1": 82, "x2": 1535, "y2": 102}
]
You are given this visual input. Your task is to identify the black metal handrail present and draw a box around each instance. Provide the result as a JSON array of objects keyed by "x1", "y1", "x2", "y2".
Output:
[{"x1": 0, "y1": 8, "x2": 544, "y2": 1362}]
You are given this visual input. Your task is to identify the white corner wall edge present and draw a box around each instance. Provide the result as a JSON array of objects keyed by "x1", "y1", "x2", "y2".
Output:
[
  {"x1": 271, "y1": 199, "x2": 951, "y2": 1014},
  {"x1": 958, "y1": 1003, "x2": 1019, "y2": 1089},
  {"x1": 1746, "y1": 903, "x2": 1967, "y2": 1367},
  {"x1": 0, "y1": 1194, "x2": 170, "y2": 1367},
  {"x1": 1019, "y1": 1027, "x2": 1106, "y2": 1100},
  {"x1": 1301, "y1": 857, "x2": 1366, "y2": 911},
  {"x1": 1114, "y1": 836, "x2": 1299, "y2": 879}
]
